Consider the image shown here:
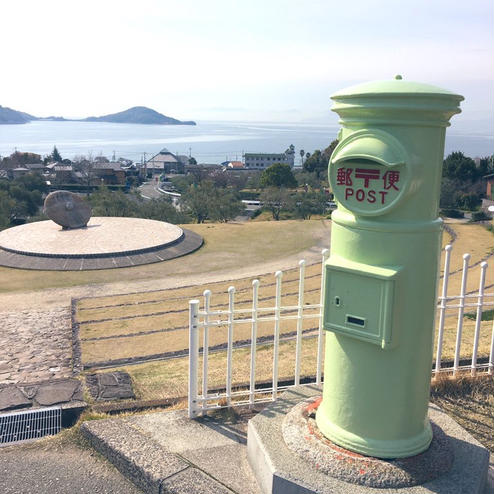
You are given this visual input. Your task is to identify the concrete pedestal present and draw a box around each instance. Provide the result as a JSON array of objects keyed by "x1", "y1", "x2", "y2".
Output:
[{"x1": 247, "y1": 385, "x2": 489, "y2": 494}]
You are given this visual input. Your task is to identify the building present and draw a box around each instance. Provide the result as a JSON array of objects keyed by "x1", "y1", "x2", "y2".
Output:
[
  {"x1": 146, "y1": 148, "x2": 184, "y2": 175},
  {"x1": 24, "y1": 163, "x2": 45, "y2": 172},
  {"x1": 481, "y1": 173, "x2": 494, "y2": 214},
  {"x1": 11, "y1": 167, "x2": 30, "y2": 179},
  {"x1": 485, "y1": 173, "x2": 494, "y2": 200},
  {"x1": 244, "y1": 145, "x2": 295, "y2": 170},
  {"x1": 92, "y1": 163, "x2": 126, "y2": 185},
  {"x1": 53, "y1": 165, "x2": 73, "y2": 183},
  {"x1": 226, "y1": 161, "x2": 244, "y2": 169}
]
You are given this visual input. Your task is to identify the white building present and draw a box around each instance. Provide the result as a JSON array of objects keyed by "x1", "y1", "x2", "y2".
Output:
[{"x1": 244, "y1": 145, "x2": 295, "y2": 170}]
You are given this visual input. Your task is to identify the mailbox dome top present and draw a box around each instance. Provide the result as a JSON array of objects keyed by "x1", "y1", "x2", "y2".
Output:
[
  {"x1": 331, "y1": 78, "x2": 463, "y2": 127},
  {"x1": 331, "y1": 78, "x2": 463, "y2": 101}
]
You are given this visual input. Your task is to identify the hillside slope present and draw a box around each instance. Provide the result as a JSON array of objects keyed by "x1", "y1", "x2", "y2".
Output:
[{"x1": 83, "y1": 106, "x2": 196, "y2": 125}]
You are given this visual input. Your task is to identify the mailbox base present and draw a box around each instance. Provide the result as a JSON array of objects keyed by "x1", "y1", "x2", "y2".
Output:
[
  {"x1": 315, "y1": 402, "x2": 433, "y2": 459},
  {"x1": 247, "y1": 385, "x2": 489, "y2": 494}
]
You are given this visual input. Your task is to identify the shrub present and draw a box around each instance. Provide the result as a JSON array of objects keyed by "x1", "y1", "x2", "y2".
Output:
[
  {"x1": 471, "y1": 210, "x2": 491, "y2": 222},
  {"x1": 440, "y1": 208, "x2": 464, "y2": 219}
]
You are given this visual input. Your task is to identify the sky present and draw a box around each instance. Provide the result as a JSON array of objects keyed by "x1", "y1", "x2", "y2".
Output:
[{"x1": 1, "y1": 0, "x2": 492, "y2": 133}]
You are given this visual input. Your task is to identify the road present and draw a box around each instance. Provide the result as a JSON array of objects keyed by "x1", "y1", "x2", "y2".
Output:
[{"x1": 138, "y1": 180, "x2": 164, "y2": 199}]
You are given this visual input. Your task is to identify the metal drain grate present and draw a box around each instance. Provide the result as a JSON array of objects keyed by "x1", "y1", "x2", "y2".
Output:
[{"x1": 0, "y1": 406, "x2": 62, "y2": 446}]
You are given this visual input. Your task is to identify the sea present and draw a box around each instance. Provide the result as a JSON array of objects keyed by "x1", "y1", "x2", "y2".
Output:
[{"x1": 0, "y1": 120, "x2": 492, "y2": 165}]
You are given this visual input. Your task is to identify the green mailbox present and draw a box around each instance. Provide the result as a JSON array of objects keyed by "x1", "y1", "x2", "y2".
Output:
[{"x1": 315, "y1": 76, "x2": 463, "y2": 458}]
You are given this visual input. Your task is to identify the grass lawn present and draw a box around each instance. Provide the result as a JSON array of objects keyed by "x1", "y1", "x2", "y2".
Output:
[
  {"x1": 0, "y1": 219, "x2": 329, "y2": 293},
  {"x1": 78, "y1": 261, "x2": 324, "y2": 364},
  {"x1": 75, "y1": 223, "x2": 493, "y2": 367}
]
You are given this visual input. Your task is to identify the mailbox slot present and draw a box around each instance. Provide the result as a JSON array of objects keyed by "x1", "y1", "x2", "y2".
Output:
[
  {"x1": 346, "y1": 315, "x2": 366, "y2": 327},
  {"x1": 323, "y1": 257, "x2": 400, "y2": 349}
]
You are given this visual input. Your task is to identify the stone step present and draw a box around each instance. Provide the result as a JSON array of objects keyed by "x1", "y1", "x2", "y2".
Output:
[{"x1": 81, "y1": 409, "x2": 261, "y2": 494}]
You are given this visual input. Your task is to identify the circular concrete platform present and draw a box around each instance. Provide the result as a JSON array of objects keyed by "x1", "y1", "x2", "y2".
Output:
[
  {"x1": 282, "y1": 396, "x2": 453, "y2": 489},
  {"x1": 0, "y1": 218, "x2": 203, "y2": 271}
]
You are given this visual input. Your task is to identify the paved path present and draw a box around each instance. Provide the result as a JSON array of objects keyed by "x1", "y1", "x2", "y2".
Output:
[
  {"x1": 0, "y1": 241, "x2": 328, "y2": 312},
  {"x1": 0, "y1": 308, "x2": 72, "y2": 385},
  {"x1": 0, "y1": 441, "x2": 143, "y2": 494}
]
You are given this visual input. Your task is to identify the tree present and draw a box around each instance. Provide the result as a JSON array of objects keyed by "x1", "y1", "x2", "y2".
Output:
[
  {"x1": 440, "y1": 176, "x2": 483, "y2": 211},
  {"x1": 209, "y1": 189, "x2": 245, "y2": 222},
  {"x1": 170, "y1": 175, "x2": 194, "y2": 194},
  {"x1": 51, "y1": 146, "x2": 62, "y2": 162},
  {"x1": 180, "y1": 181, "x2": 215, "y2": 223},
  {"x1": 16, "y1": 173, "x2": 48, "y2": 194},
  {"x1": 90, "y1": 187, "x2": 137, "y2": 217},
  {"x1": 303, "y1": 140, "x2": 338, "y2": 178},
  {"x1": 478, "y1": 156, "x2": 493, "y2": 177},
  {"x1": 260, "y1": 163, "x2": 297, "y2": 188},
  {"x1": 180, "y1": 181, "x2": 245, "y2": 223},
  {"x1": 443, "y1": 151, "x2": 478, "y2": 182},
  {"x1": 295, "y1": 170, "x2": 323, "y2": 190},
  {"x1": 0, "y1": 173, "x2": 46, "y2": 226},
  {"x1": 294, "y1": 191, "x2": 327, "y2": 219},
  {"x1": 0, "y1": 190, "x2": 15, "y2": 230},
  {"x1": 188, "y1": 157, "x2": 197, "y2": 165},
  {"x1": 139, "y1": 196, "x2": 189, "y2": 223},
  {"x1": 299, "y1": 149, "x2": 305, "y2": 166},
  {"x1": 260, "y1": 187, "x2": 293, "y2": 221}
]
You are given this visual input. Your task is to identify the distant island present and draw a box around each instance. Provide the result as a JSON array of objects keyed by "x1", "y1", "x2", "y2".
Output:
[{"x1": 0, "y1": 105, "x2": 196, "y2": 125}]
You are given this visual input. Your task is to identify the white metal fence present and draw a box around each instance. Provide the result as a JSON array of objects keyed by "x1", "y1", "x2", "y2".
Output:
[
  {"x1": 434, "y1": 245, "x2": 494, "y2": 376},
  {"x1": 188, "y1": 245, "x2": 494, "y2": 417}
]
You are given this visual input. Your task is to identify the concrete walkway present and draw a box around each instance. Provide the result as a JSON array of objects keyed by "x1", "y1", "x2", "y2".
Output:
[
  {"x1": 82, "y1": 407, "x2": 263, "y2": 494},
  {"x1": 0, "y1": 440, "x2": 143, "y2": 494},
  {"x1": 81, "y1": 402, "x2": 493, "y2": 494}
]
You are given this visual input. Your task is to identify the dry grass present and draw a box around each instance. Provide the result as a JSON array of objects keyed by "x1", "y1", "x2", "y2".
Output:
[
  {"x1": 76, "y1": 223, "x2": 493, "y2": 366},
  {"x1": 88, "y1": 336, "x2": 322, "y2": 403},
  {"x1": 431, "y1": 374, "x2": 494, "y2": 452},
  {"x1": 0, "y1": 219, "x2": 329, "y2": 293},
  {"x1": 78, "y1": 261, "x2": 324, "y2": 364},
  {"x1": 440, "y1": 223, "x2": 494, "y2": 296},
  {"x1": 433, "y1": 310, "x2": 493, "y2": 362}
]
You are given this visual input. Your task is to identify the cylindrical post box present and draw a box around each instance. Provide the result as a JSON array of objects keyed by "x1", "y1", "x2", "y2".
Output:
[{"x1": 315, "y1": 76, "x2": 463, "y2": 458}]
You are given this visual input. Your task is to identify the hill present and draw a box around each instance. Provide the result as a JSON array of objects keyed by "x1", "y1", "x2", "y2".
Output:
[
  {"x1": 83, "y1": 106, "x2": 196, "y2": 125},
  {"x1": 0, "y1": 106, "x2": 37, "y2": 124},
  {"x1": 0, "y1": 105, "x2": 195, "y2": 125}
]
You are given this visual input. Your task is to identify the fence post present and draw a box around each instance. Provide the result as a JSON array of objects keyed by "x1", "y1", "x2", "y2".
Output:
[
  {"x1": 489, "y1": 313, "x2": 494, "y2": 375},
  {"x1": 317, "y1": 249, "x2": 329, "y2": 385},
  {"x1": 226, "y1": 286, "x2": 235, "y2": 407},
  {"x1": 272, "y1": 270, "x2": 283, "y2": 400},
  {"x1": 434, "y1": 244, "x2": 452, "y2": 375},
  {"x1": 249, "y1": 280, "x2": 260, "y2": 405},
  {"x1": 471, "y1": 262, "x2": 487, "y2": 376},
  {"x1": 453, "y1": 253, "x2": 471, "y2": 376},
  {"x1": 294, "y1": 260, "x2": 306, "y2": 386},
  {"x1": 188, "y1": 300, "x2": 200, "y2": 419},
  {"x1": 202, "y1": 290, "x2": 211, "y2": 412}
]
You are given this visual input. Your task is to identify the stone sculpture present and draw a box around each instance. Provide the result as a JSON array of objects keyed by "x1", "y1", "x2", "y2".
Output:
[{"x1": 43, "y1": 190, "x2": 92, "y2": 229}]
